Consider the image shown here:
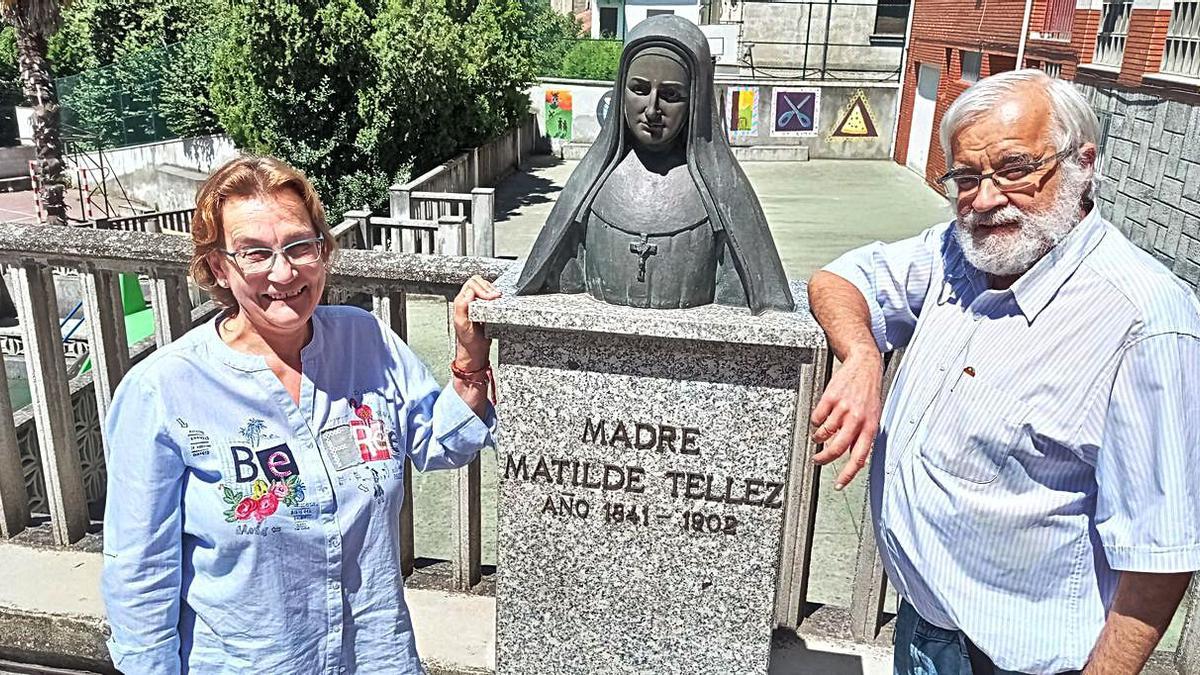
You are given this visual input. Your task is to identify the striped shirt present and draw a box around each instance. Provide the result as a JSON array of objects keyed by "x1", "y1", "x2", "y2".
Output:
[{"x1": 824, "y1": 208, "x2": 1200, "y2": 673}]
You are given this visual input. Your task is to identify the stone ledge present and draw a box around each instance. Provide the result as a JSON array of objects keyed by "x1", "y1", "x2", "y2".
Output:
[
  {"x1": 559, "y1": 143, "x2": 811, "y2": 162},
  {"x1": 473, "y1": 266, "x2": 825, "y2": 349},
  {"x1": 0, "y1": 608, "x2": 113, "y2": 674},
  {"x1": 731, "y1": 145, "x2": 811, "y2": 162},
  {"x1": 0, "y1": 223, "x2": 515, "y2": 296}
]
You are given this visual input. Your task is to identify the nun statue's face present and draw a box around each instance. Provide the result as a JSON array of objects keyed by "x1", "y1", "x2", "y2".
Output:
[{"x1": 623, "y1": 51, "x2": 689, "y2": 151}]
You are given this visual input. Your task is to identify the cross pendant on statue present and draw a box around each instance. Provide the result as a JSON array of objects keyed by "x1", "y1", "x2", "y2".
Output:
[{"x1": 629, "y1": 235, "x2": 658, "y2": 283}]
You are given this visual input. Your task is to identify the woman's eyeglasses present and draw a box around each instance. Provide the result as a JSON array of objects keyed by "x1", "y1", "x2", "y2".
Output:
[{"x1": 222, "y1": 236, "x2": 324, "y2": 274}]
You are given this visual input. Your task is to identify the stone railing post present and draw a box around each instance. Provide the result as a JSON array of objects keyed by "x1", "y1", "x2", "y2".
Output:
[
  {"x1": 0, "y1": 347, "x2": 28, "y2": 537},
  {"x1": 773, "y1": 347, "x2": 833, "y2": 629},
  {"x1": 11, "y1": 263, "x2": 88, "y2": 544},
  {"x1": 848, "y1": 350, "x2": 904, "y2": 641},
  {"x1": 471, "y1": 146, "x2": 481, "y2": 189},
  {"x1": 470, "y1": 188, "x2": 495, "y2": 258},
  {"x1": 80, "y1": 266, "x2": 130, "y2": 428},
  {"x1": 390, "y1": 187, "x2": 414, "y2": 253},
  {"x1": 436, "y1": 215, "x2": 468, "y2": 257},
  {"x1": 447, "y1": 299, "x2": 481, "y2": 590},
  {"x1": 390, "y1": 184, "x2": 411, "y2": 220},
  {"x1": 343, "y1": 209, "x2": 372, "y2": 250},
  {"x1": 151, "y1": 272, "x2": 192, "y2": 346}
]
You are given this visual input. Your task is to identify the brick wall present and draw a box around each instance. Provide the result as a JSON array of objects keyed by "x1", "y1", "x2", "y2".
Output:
[
  {"x1": 893, "y1": 0, "x2": 1085, "y2": 189},
  {"x1": 1065, "y1": 8, "x2": 1101, "y2": 77},
  {"x1": 1118, "y1": 9, "x2": 1174, "y2": 87},
  {"x1": 1084, "y1": 84, "x2": 1200, "y2": 289}
]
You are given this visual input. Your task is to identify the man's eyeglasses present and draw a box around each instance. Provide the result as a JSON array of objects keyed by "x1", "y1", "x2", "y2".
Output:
[
  {"x1": 222, "y1": 236, "x2": 324, "y2": 274},
  {"x1": 937, "y1": 148, "x2": 1074, "y2": 194}
]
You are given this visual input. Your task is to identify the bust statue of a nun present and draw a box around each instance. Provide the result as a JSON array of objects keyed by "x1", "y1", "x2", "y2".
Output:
[{"x1": 515, "y1": 15, "x2": 794, "y2": 315}]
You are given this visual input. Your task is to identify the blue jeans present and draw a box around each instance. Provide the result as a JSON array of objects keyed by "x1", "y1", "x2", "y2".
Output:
[
  {"x1": 894, "y1": 600, "x2": 978, "y2": 675},
  {"x1": 893, "y1": 601, "x2": 1081, "y2": 675}
]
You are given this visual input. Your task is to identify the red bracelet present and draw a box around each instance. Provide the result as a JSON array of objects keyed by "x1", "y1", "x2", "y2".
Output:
[{"x1": 450, "y1": 361, "x2": 497, "y2": 404}]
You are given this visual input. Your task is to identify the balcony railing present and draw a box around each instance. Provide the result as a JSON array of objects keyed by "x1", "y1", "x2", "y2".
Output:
[
  {"x1": 1163, "y1": 0, "x2": 1200, "y2": 79},
  {"x1": 1094, "y1": 0, "x2": 1134, "y2": 67},
  {"x1": 0, "y1": 223, "x2": 1195, "y2": 670},
  {"x1": 92, "y1": 207, "x2": 194, "y2": 235}
]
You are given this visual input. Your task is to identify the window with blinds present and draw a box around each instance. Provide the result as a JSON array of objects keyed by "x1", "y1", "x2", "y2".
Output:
[{"x1": 1036, "y1": 0, "x2": 1075, "y2": 41}]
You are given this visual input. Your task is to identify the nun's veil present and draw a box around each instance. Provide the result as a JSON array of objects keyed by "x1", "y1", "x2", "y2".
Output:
[{"x1": 515, "y1": 15, "x2": 794, "y2": 315}]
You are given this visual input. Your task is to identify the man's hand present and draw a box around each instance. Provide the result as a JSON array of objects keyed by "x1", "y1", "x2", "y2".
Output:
[
  {"x1": 807, "y1": 270, "x2": 886, "y2": 490},
  {"x1": 810, "y1": 349, "x2": 883, "y2": 490}
]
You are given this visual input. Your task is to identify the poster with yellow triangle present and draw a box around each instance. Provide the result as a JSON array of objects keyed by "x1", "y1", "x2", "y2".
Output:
[{"x1": 830, "y1": 90, "x2": 879, "y2": 140}]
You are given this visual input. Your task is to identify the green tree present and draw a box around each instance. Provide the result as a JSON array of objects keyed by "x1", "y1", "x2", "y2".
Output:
[
  {"x1": 361, "y1": 0, "x2": 565, "y2": 174},
  {"x1": 49, "y1": 0, "x2": 220, "y2": 145},
  {"x1": 522, "y1": 0, "x2": 581, "y2": 77},
  {"x1": 49, "y1": 0, "x2": 215, "y2": 75},
  {"x1": 209, "y1": 0, "x2": 390, "y2": 217},
  {"x1": 156, "y1": 29, "x2": 222, "y2": 137},
  {"x1": 557, "y1": 38, "x2": 621, "y2": 81}
]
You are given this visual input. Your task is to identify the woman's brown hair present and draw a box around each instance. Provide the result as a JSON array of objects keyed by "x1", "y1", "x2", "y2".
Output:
[{"x1": 189, "y1": 155, "x2": 337, "y2": 307}]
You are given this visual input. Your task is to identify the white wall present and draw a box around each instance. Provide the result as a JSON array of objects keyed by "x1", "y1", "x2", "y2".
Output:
[
  {"x1": 590, "y1": 0, "x2": 702, "y2": 38},
  {"x1": 700, "y1": 24, "x2": 740, "y2": 67},
  {"x1": 68, "y1": 134, "x2": 239, "y2": 179},
  {"x1": 534, "y1": 79, "x2": 613, "y2": 147},
  {"x1": 625, "y1": 3, "x2": 701, "y2": 32},
  {"x1": 591, "y1": 0, "x2": 623, "y2": 38}
]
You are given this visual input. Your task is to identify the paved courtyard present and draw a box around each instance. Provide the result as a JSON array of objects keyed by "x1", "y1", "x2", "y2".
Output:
[{"x1": 492, "y1": 155, "x2": 952, "y2": 278}]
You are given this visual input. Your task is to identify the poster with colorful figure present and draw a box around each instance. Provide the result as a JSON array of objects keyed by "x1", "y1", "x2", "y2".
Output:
[
  {"x1": 726, "y1": 86, "x2": 759, "y2": 138},
  {"x1": 546, "y1": 89, "x2": 574, "y2": 140},
  {"x1": 771, "y1": 88, "x2": 820, "y2": 137}
]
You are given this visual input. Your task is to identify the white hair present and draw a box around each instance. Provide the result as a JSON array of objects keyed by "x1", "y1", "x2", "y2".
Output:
[{"x1": 940, "y1": 69, "x2": 1101, "y2": 173}]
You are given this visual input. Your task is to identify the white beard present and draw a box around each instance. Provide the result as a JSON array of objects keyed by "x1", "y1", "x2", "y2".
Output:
[{"x1": 954, "y1": 165, "x2": 1090, "y2": 277}]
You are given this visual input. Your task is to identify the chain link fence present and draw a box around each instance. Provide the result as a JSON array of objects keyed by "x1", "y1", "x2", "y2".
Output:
[{"x1": 55, "y1": 42, "x2": 184, "y2": 150}]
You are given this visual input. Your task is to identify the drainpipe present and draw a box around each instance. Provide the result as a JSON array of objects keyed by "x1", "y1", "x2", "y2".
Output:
[{"x1": 1016, "y1": 0, "x2": 1035, "y2": 68}]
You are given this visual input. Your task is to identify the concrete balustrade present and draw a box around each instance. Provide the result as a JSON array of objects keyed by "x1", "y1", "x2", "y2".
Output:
[{"x1": 0, "y1": 222, "x2": 1191, "y2": 673}]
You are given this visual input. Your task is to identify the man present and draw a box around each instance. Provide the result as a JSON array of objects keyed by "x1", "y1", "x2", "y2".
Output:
[{"x1": 809, "y1": 69, "x2": 1200, "y2": 674}]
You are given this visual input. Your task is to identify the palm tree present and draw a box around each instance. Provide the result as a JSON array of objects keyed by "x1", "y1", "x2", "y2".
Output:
[{"x1": 1, "y1": 0, "x2": 66, "y2": 226}]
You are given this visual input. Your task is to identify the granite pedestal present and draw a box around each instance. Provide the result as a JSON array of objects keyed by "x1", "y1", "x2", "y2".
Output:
[{"x1": 471, "y1": 273, "x2": 825, "y2": 675}]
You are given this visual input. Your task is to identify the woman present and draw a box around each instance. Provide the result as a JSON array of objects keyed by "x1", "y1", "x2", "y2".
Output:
[
  {"x1": 515, "y1": 14, "x2": 793, "y2": 315},
  {"x1": 101, "y1": 155, "x2": 499, "y2": 674}
]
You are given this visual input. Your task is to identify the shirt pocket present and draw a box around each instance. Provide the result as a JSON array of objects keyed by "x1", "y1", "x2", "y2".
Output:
[{"x1": 918, "y1": 371, "x2": 1033, "y2": 484}]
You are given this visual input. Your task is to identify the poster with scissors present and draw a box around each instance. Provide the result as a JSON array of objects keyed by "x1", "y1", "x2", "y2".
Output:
[{"x1": 770, "y1": 88, "x2": 820, "y2": 137}]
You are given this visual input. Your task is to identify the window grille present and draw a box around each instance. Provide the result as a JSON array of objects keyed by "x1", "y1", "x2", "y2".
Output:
[
  {"x1": 1162, "y1": 1, "x2": 1200, "y2": 79},
  {"x1": 1093, "y1": 0, "x2": 1133, "y2": 67}
]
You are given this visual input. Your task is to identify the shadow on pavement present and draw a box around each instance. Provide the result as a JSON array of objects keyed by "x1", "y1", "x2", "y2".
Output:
[{"x1": 494, "y1": 155, "x2": 565, "y2": 223}]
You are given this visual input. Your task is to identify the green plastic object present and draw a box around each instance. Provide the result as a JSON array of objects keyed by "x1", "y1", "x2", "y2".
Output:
[
  {"x1": 79, "y1": 274, "x2": 155, "y2": 374},
  {"x1": 119, "y1": 273, "x2": 147, "y2": 314}
]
